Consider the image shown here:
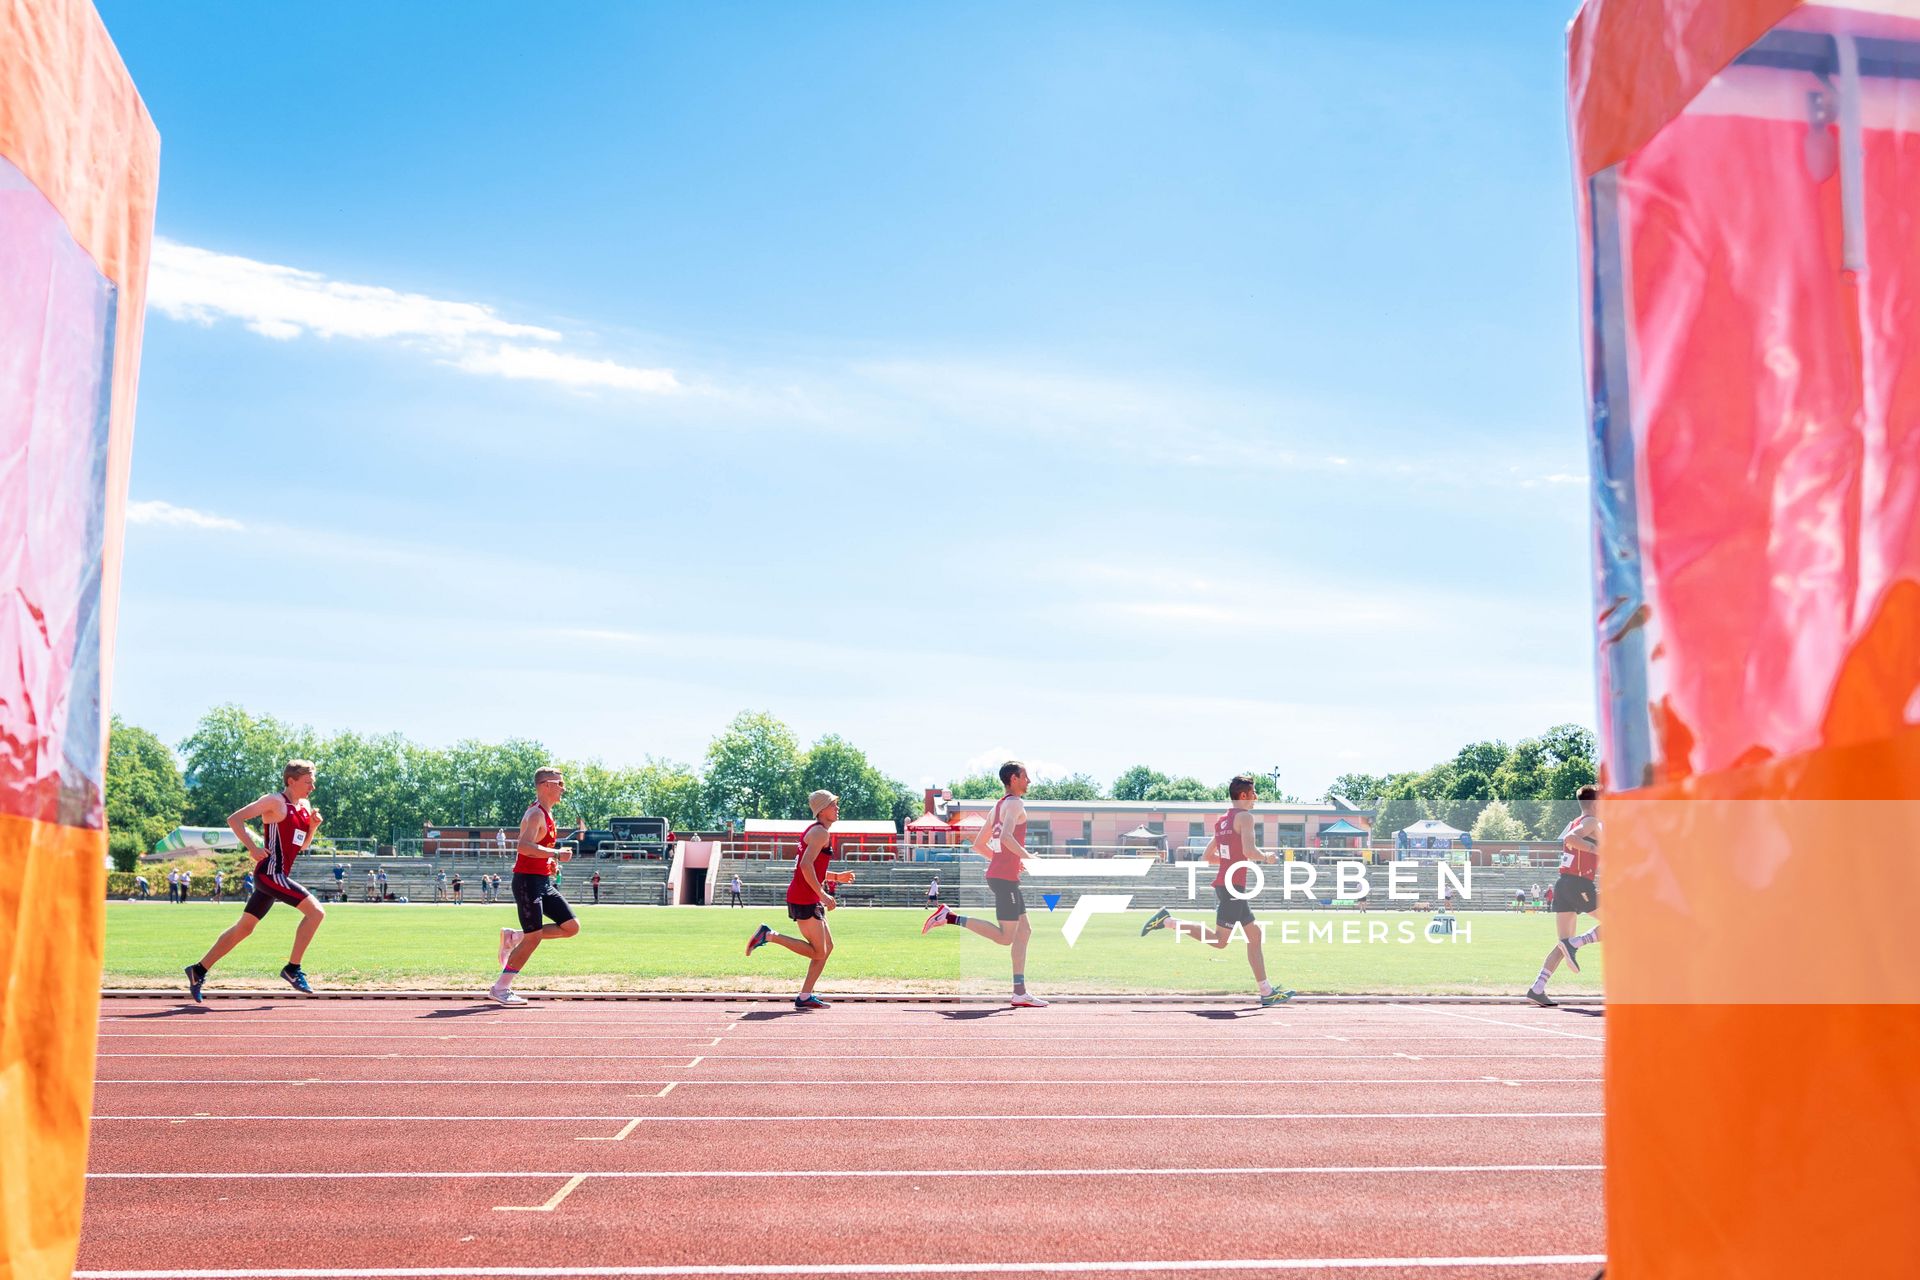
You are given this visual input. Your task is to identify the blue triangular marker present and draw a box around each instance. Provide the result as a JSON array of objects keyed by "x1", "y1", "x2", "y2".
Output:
[{"x1": 1042, "y1": 893, "x2": 1062, "y2": 911}]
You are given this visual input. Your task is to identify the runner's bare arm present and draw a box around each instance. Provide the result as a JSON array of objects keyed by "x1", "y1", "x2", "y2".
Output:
[
  {"x1": 800, "y1": 825, "x2": 832, "y2": 908},
  {"x1": 227, "y1": 792, "x2": 287, "y2": 858},
  {"x1": 1236, "y1": 810, "x2": 1279, "y2": 862},
  {"x1": 1200, "y1": 835, "x2": 1223, "y2": 866},
  {"x1": 516, "y1": 808, "x2": 552, "y2": 862}
]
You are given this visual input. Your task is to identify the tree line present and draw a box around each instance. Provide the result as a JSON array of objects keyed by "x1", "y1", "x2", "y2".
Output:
[{"x1": 107, "y1": 706, "x2": 1597, "y2": 870}]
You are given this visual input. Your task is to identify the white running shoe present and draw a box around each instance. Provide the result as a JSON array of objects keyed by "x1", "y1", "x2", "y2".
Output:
[
  {"x1": 488, "y1": 986, "x2": 528, "y2": 1007},
  {"x1": 498, "y1": 927, "x2": 523, "y2": 967},
  {"x1": 1009, "y1": 993, "x2": 1049, "y2": 1008},
  {"x1": 921, "y1": 904, "x2": 953, "y2": 935}
]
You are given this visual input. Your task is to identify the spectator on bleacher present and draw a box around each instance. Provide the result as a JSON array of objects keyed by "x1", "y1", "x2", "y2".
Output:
[
  {"x1": 434, "y1": 869, "x2": 447, "y2": 903},
  {"x1": 1514, "y1": 887, "x2": 1526, "y2": 911},
  {"x1": 1543, "y1": 883, "x2": 1555, "y2": 911},
  {"x1": 375, "y1": 867, "x2": 388, "y2": 900},
  {"x1": 926, "y1": 876, "x2": 941, "y2": 907},
  {"x1": 365, "y1": 869, "x2": 378, "y2": 901},
  {"x1": 729, "y1": 873, "x2": 743, "y2": 907},
  {"x1": 332, "y1": 863, "x2": 346, "y2": 901},
  {"x1": 450, "y1": 871, "x2": 463, "y2": 903},
  {"x1": 591, "y1": 869, "x2": 602, "y2": 905}
]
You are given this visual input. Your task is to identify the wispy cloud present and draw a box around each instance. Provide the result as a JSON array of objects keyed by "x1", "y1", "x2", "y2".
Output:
[
  {"x1": 147, "y1": 239, "x2": 679, "y2": 394},
  {"x1": 125, "y1": 500, "x2": 244, "y2": 532}
]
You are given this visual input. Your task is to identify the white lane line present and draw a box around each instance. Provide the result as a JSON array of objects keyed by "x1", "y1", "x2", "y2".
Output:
[
  {"x1": 87, "y1": 1162, "x2": 1603, "y2": 1181},
  {"x1": 1419, "y1": 1008, "x2": 1604, "y2": 1042},
  {"x1": 575, "y1": 1118, "x2": 644, "y2": 1142},
  {"x1": 94, "y1": 1052, "x2": 1600, "y2": 1062},
  {"x1": 95, "y1": 1077, "x2": 1605, "y2": 1087},
  {"x1": 492, "y1": 1174, "x2": 585, "y2": 1212},
  {"x1": 93, "y1": 1110, "x2": 1605, "y2": 1123},
  {"x1": 73, "y1": 1255, "x2": 1611, "y2": 1278}
]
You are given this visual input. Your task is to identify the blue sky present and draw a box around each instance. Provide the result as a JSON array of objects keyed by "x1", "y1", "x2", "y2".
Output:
[{"x1": 98, "y1": 0, "x2": 1594, "y2": 795}]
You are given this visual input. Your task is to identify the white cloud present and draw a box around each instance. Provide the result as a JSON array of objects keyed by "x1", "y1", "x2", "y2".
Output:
[
  {"x1": 452, "y1": 343, "x2": 681, "y2": 393},
  {"x1": 125, "y1": 500, "x2": 244, "y2": 532},
  {"x1": 147, "y1": 239, "x2": 678, "y2": 395}
]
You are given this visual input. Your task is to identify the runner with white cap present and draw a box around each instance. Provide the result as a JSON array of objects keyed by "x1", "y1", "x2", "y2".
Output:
[{"x1": 745, "y1": 789, "x2": 842, "y2": 1010}]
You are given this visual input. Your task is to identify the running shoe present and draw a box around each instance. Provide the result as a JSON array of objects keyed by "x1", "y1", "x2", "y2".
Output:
[
  {"x1": 489, "y1": 986, "x2": 529, "y2": 1007},
  {"x1": 185, "y1": 963, "x2": 207, "y2": 1004},
  {"x1": 746, "y1": 923, "x2": 772, "y2": 956},
  {"x1": 921, "y1": 903, "x2": 953, "y2": 934},
  {"x1": 498, "y1": 927, "x2": 523, "y2": 967},
  {"x1": 1524, "y1": 987, "x2": 1558, "y2": 1008},
  {"x1": 279, "y1": 964, "x2": 313, "y2": 995},
  {"x1": 794, "y1": 993, "x2": 829, "y2": 1010},
  {"x1": 1558, "y1": 937, "x2": 1583, "y2": 974},
  {"x1": 1140, "y1": 907, "x2": 1172, "y2": 936},
  {"x1": 1009, "y1": 993, "x2": 1049, "y2": 1008},
  {"x1": 1259, "y1": 987, "x2": 1296, "y2": 1008}
]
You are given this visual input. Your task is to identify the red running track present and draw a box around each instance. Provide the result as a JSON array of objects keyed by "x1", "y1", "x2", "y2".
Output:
[{"x1": 79, "y1": 997, "x2": 1607, "y2": 1279}]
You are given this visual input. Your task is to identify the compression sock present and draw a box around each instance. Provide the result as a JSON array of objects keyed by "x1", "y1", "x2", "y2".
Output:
[{"x1": 1531, "y1": 965, "x2": 1552, "y2": 993}]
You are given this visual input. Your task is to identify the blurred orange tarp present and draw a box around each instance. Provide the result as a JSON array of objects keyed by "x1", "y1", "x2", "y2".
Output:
[
  {"x1": 1570, "y1": 2, "x2": 1920, "y2": 1276},
  {"x1": 0, "y1": 0, "x2": 157, "y2": 1278}
]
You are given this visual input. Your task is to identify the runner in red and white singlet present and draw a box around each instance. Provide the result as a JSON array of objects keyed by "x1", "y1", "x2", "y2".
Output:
[
  {"x1": 920, "y1": 760, "x2": 1047, "y2": 1007},
  {"x1": 1140, "y1": 775, "x2": 1292, "y2": 1006},
  {"x1": 490, "y1": 767, "x2": 583, "y2": 1007},
  {"x1": 1526, "y1": 784, "x2": 1602, "y2": 1007},
  {"x1": 744, "y1": 790, "x2": 843, "y2": 1009},
  {"x1": 184, "y1": 760, "x2": 328, "y2": 1002}
]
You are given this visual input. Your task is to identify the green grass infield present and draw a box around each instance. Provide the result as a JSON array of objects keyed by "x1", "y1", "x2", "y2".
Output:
[{"x1": 105, "y1": 901, "x2": 1604, "y2": 997}]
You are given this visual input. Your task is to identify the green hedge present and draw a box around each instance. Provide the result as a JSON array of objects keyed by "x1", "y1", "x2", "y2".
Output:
[{"x1": 110, "y1": 853, "x2": 257, "y2": 899}]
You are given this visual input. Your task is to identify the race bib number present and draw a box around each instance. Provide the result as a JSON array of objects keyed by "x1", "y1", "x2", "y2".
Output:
[{"x1": 292, "y1": 828, "x2": 308, "y2": 849}]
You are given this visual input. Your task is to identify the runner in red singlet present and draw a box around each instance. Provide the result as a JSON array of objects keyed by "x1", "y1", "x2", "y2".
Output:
[
  {"x1": 490, "y1": 766, "x2": 583, "y2": 1007},
  {"x1": 1139, "y1": 775, "x2": 1292, "y2": 1006},
  {"x1": 921, "y1": 760, "x2": 1046, "y2": 1008},
  {"x1": 1526, "y1": 784, "x2": 1602, "y2": 1007},
  {"x1": 184, "y1": 760, "x2": 327, "y2": 1002},
  {"x1": 744, "y1": 790, "x2": 842, "y2": 1010}
]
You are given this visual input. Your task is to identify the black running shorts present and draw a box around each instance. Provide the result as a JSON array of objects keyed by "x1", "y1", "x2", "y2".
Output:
[
  {"x1": 512, "y1": 872, "x2": 575, "y2": 933},
  {"x1": 1551, "y1": 873, "x2": 1598, "y2": 916},
  {"x1": 988, "y1": 878, "x2": 1027, "y2": 922}
]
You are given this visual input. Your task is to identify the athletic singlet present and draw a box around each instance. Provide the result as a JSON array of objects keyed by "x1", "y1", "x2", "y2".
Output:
[
  {"x1": 1211, "y1": 809, "x2": 1251, "y2": 890},
  {"x1": 513, "y1": 802, "x2": 559, "y2": 877},
  {"x1": 983, "y1": 794, "x2": 1026, "y2": 882},
  {"x1": 1557, "y1": 815, "x2": 1599, "y2": 880},
  {"x1": 786, "y1": 822, "x2": 832, "y2": 905},
  {"x1": 263, "y1": 790, "x2": 316, "y2": 879}
]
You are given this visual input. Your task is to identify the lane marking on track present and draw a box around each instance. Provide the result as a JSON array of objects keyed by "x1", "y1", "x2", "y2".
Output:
[
  {"x1": 629, "y1": 1083, "x2": 679, "y2": 1099},
  {"x1": 92, "y1": 1110, "x2": 1606, "y2": 1123},
  {"x1": 72, "y1": 1258, "x2": 1610, "y2": 1278},
  {"x1": 1482, "y1": 1076, "x2": 1523, "y2": 1088},
  {"x1": 88, "y1": 1163, "x2": 1604, "y2": 1182},
  {"x1": 92, "y1": 1051, "x2": 1600, "y2": 1062},
  {"x1": 575, "y1": 1118, "x2": 644, "y2": 1142},
  {"x1": 686, "y1": 1057, "x2": 704, "y2": 1068},
  {"x1": 95, "y1": 1077, "x2": 1605, "y2": 1088},
  {"x1": 1419, "y1": 1007, "x2": 1603, "y2": 1042},
  {"x1": 491, "y1": 1174, "x2": 585, "y2": 1212}
]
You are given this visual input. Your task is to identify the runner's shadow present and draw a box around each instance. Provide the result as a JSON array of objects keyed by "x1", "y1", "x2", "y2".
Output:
[
  {"x1": 1132, "y1": 1009, "x2": 1257, "y2": 1021},
  {"x1": 420, "y1": 1005, "x2": 516, "y2": 1019},
  {"x1": 737, "y1": 1010, "x2": 810, "y2": 1021},
  {"x1": 923, "y1": 1008, "x2": 1012, "y2": 1021},
  {"x1": 1562, "y1": 1007, "x2": 1606, "y2": 1019},
  {"x1": 112, "y1": 1004, "x2": 270, "y2": 1018}
]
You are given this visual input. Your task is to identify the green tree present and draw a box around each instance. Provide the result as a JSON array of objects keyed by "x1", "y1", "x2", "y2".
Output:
[
  {"x1": 1143, "y1": 776, "x2": 1221, "y2": 802},
  {"x1": 105, "y1": 716, "x2": 186, "y2": 863},
  {"x1": 1374, "y1": 774, "x2": 1429, "y2": 838},
  {"x1": 179, "y1": 705, "x2": 316, "y2": 826},
  {"x1": 313, "y1": 730, "x2": 410, "y2": 843},
  {"x1": 556, "y1": 760, "x2": 648, "y2": 829},
  {"x1": 1111, "y1": 765, "x2": 1169, "y2": 801},
  {"x1": 801, "y1": 735, "x2": 897, "y2": 823},
  {"x1": 703, "y1": 711, "x2": 804, "y2": 824},
  {"x1": 1471, "y1": 799, "x2": 1529, "y2": 842},
  {"x1": 949, "y1": 772, "x2": 1004, "y2": 799},
  {"x1": 635, "y1": 759, "x2": 707, "y2": 831},
  {"x1": 444, "y1": 737, "x2": 551, "y2": 828},
  {"x1": 1327, "y1": 772, "x2": 1389, "y2": 807},
  {"x1": 1028, "y1": 773, "x2": 1102, "y2": 801}
]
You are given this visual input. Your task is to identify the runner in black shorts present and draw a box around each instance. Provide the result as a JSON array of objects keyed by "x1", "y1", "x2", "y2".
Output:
[
  {"x1": 185, "y1": 761, "x2": 327, "y2": 1002},
  {"x1": 746, "y1": 790, "x2": 842, "y2": 1010},
  {"x1": 1140, "y1": 775, "x2": 1292, "y2": 1007},
  {"x1": 1527, "y1": 784, "x2": 1603, "y2": 1007},
  {"x1": 920, "y1": 760, "x2": 1047, "y2": 1008},
  {"x1": 489, "y1": 767, "x2": 582, "y2": 1007}
]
